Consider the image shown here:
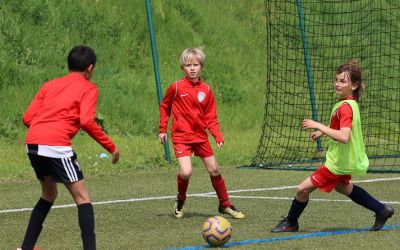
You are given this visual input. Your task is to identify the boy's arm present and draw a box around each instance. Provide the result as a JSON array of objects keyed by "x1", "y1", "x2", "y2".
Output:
[
  {"x1": 80, "y1": 86, "x2": 117, "y2": 154},
  {"x1": 303, "y1": 103, "x2": 353, "y2": 143},
  {"x1": 159, "y1": 84, "x2": 175, "y2": 133},
  {"x1": 23, "y1": 86, "x2": 45, "y2": 127},
  {"x1": 204, "y1": 89, "x2": 223, "y2": 143},
  {"x1": 302, "y1": 119, "x2": 351, "y2": 143}
]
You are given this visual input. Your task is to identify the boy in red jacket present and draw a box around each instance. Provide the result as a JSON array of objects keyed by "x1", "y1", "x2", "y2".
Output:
[
  {"x1": 19, "y1": 45, "x2": 119, "y2": 250},
  {"x1": 159, "y1": 47, "x2": 244, "y2": 219}
]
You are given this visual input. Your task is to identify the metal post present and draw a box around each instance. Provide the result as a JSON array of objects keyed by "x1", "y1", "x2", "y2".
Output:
[
  {"x1": 296, "y1": 0, "x2": 322, "y2": 151},
  {"x1": 145, "y1": 0, "x2": 172, "y2": 163}
]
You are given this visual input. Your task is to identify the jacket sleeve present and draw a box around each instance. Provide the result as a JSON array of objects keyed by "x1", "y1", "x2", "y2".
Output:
[
  {"x1": 159, "y1": 84, "x2": 175, "y2": 133},
  {"x1": 205, "y1": 88, "x2": 224, "y2": 143},
  {"x1": 79, "y1": 86, "x2": 116, "y2": 153},
  {"x1": 23, "y1": 86, "x2": 45, "y2": 127}
]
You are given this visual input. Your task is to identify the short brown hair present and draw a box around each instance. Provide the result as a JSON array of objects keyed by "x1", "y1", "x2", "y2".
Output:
[{"x1": 336, "y1": 59, "x2": 364, "y2": 100}]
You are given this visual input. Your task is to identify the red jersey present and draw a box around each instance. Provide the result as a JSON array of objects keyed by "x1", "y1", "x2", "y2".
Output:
[
  {"x1": 159, "y1": 77, "x2": 223, "y2": 144},
  {"x1": 23, "y1": 72, "x2": 116, "y2": 153},
  {"x1": 329, "y1": 96, "x2": 354, "y2": 129}
]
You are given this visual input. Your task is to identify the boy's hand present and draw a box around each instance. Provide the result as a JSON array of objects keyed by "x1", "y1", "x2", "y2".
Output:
[
  {"x1": 302, "y1": 119, "x2": 321, "y2": 130},
  {"x1": 112, "y1": 148, "x2": 120, "y2": 164},
  {"x1": 310, "y1": 130, "x2": 323, "y2": 142},
  {"x1": 216, "y1": 142, "x2": 224, "y2": 148},
  {"x1": 159, "y1": 133, "x2": 168, "y2": 144}
]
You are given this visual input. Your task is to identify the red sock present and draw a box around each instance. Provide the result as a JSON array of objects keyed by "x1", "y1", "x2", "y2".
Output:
[
  {"x1": 177, "y1": 175, "x2": 189, "y2": 201},
  {"x1": 210, "y1": 175, "x2": 231, "y2": 208}
]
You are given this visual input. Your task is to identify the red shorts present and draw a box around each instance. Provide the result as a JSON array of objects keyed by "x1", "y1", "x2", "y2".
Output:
[
  {"x1": 310, "y1": 165, "x2": 351, "y2": 193},
  {"x1": 173, "y1": 141, "x2": 213, "y2": 158}
]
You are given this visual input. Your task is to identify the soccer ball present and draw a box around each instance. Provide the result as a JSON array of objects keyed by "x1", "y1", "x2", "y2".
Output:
[{"x1": 202, "y1": 216, "x2": 232, "y2": 247}]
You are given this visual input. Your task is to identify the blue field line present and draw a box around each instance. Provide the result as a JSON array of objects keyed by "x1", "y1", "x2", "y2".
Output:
[{"x1": 164, "y1": 225, "x2": 400, "y2": 250}]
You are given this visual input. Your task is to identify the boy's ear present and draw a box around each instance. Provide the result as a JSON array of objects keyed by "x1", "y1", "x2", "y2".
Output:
[
  {"x1": 87, "y1": 64, "x2": 94, "y2": 72},
  {"x1": 84, "y1": 64, "x2": 95, "y2": 80}
]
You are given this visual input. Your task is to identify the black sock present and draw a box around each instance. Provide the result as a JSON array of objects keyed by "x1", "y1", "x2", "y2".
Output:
[
  {"x1": 287, "y1": 198, "x2": 308, "y2": 223},
  {"x1": 348, "y1": 185, "x2": 385, "y2": 214},
  {"x1": 21, "y1": 198, "x2": 53, "y2": 249},
  {"x1": 78, "y1": 203, "x2": 96, "y2": 250}
]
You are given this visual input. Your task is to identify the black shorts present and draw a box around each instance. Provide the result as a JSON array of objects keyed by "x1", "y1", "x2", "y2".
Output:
[{"x1": 27, "y1": 153, "x2": 84, "y2": 183}]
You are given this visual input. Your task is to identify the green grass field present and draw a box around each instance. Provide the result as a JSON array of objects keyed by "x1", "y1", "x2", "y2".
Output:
[{"x1": 1, "y1": 167, "x2": 399, "y2": 249}]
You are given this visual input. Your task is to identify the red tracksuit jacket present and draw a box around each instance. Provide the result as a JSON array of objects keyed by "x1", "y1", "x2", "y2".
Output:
[
  {"x1": 23, "y1": 72, "x2": 116, "y2": 153},
  {"x1": 159, "y1": 77, "x2": 223, "y2": 144}
]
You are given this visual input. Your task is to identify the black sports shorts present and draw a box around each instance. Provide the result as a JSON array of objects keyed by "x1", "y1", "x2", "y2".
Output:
[{"x1": 27, "y1": 152, "x2": 84, "y2": 183}]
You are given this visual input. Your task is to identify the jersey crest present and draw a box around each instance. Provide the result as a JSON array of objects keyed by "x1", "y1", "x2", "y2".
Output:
[{"x1": 197, "y1": 92, "x2": 206, "y2": 103}]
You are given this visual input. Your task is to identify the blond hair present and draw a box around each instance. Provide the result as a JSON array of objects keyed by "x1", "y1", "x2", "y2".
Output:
[{"x1": 179, "y1": 47, "x2": 205, "y2": 68}]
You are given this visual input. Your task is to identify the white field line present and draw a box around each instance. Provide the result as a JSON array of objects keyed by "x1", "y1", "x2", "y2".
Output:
[
  {"x1": 222, "y1": 195, "x2": 400, "y2": 205},
  {"x1": 1, "y1": 177, "x2": 399, "y2": 214},
  {"x1": 223, "y1": 177, "x2": 400, "y2": 194}
]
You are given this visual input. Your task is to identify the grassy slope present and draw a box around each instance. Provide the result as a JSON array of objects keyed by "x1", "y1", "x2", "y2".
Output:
[{"x1": 0, "y1": 0, "x2": 266, "y2": 178}]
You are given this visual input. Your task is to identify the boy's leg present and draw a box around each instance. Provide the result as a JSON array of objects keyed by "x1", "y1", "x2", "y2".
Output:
[
  {"x1": 201, "y1": 155, "x2": 228, "y2": 206},
  {"x1": 290, "y1": 177, "x2": 316, "y2": 219},
  {"x1": 176, "y1": 156, "x2": 192, "y2": 201},
  {"x1": 201, "y1": 155, "x2": 245, "y2": 219},
  {"x1": 336, "y1": 182, "x2": 394, "y2": 231},
  {"x1": 272, "y1": 177, "x2": 315, "y2": 232},
  {"x1": 65, "y1": 180, "x2": 96, "y2": 250},
  {"x1": 21, "y1": 176, "x2": 56, "y2": 249},
  {"x1": 336, "y1": 182, "x2": 384, "y2": 212},
  {"x1": 202, "y1": 155, "x2": 229, "y2": 207},
  {"x1": 175, "y1": 156, "x2": 192, "y2": 218}
]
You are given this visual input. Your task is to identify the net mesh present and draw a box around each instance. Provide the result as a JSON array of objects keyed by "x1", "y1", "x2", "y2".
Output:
[{"x1": 247, "y1": 0, "x2": 400, "y2": 172}]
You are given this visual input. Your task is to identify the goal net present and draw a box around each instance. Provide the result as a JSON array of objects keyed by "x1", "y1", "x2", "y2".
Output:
[{"x1": 246, "y1": 0, "x2": 400, "y2": 173}]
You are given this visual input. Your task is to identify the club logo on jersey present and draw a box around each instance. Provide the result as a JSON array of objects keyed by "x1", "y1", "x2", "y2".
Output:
[
  {"x1": 74, "y1": 159, "x2": 82, "y2": 171},
  {"x1": 197, "y1": 92, "x2": 206, "y2": 103}
]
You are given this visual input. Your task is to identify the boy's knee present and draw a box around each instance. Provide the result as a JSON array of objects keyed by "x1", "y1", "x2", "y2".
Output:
[
  {"x1": 208, "y1": 168, "x2": 221, "y2": 176},
  {"x1": 179, "y1": 171, "x2": 192, "y2": 179},
  {"x1": 42, "y1": 190, "x2": 58, "y2": 202},
  {"x1": 335, "y1": 183, "x2": 353, "y2": 195},
  {"x1": 73, "y1": 192, "x2": 91, "y2": 205},
  {"x1": 66, "y1": 181, "x2": 91, "y2": 204},
  {"x1": 296, "y1": 186, "x2": 311, "y2": 198}
]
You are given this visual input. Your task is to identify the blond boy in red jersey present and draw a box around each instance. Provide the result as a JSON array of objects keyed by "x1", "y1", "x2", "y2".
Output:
[{"x1": 159, "y1": 48, "x2": 244, "y2": 219}]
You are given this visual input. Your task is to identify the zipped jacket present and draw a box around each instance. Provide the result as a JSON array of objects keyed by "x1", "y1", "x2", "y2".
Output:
[
  {"x1": 23, "y1": 72, "x2": 116, "y2": 153},
  {"x1": 159, "y1": 77, "x2": 223, "y2": 144}
]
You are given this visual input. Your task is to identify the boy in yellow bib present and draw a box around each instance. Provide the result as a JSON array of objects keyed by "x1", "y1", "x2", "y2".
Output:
[{"x1": 272, "y1": 60, "x2": 394, "y2": 232}]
